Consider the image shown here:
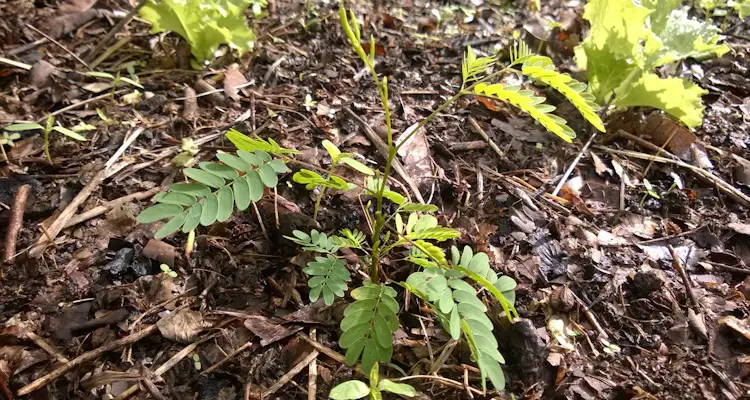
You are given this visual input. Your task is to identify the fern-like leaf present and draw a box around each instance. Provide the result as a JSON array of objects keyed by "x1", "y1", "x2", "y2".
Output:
[
  {"x1": 520, "y1": 55, "x2": 605, "y2": 132},
  {"x1": 404, "y1": 265, "x2": 507, "y2": 391},
  {"x1": 399, "y1": 203, "x2": 438, "y2": 213},
  {"x1": 285, "y1": 230, "x2": 340, "y2": 253},
  {"x1": 226, "y1": 128, "x2": 298, "y2": 155},
  {"x1": 340, "y1": 282, "x2": 399, "y2": 374},
  {"x1": 462, "y1": 46, "x2": 497, "y2": 84},
  {"x1": 304, "y1": 255, "x2": 351, "y2": 305},
  {"x1": 474, "y1": 82, "x2": 576, "y2": 142},
  {"x1": 293, "y1": 169, "x2": 354, "y2": 191},
  {"x1": 333, "y1": 228, "x2": 366, "y2": 249},
  {"x1": 509, "y1": 40, "x2": 533, "y2": 66},
  {"x1": 137, "y1": 151, "x2": 285, "y2": 238},
  {"x1": 450, "y1": 246, "x2": 517, "y2": 318}
]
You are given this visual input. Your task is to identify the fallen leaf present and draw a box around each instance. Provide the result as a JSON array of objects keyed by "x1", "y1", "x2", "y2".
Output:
[
  {"x1": 720, "y1": 316, "x2": 750, "y2": 340},
  {"x1": 396, "y1": 123, "x2": 432, "y2": 184},
  {"x1": 29, "y1": 60, "x2": 57, "y2": 88},
  {"x1": 157, "y1": 309, "x2": 208, "y2": 343},
  {"x1": 44, "y1": 10, "x2": 102, "y2": 39},
  {"x1": 644, "y1": 114, "x2": 695, "y2": 158},
  {"x1": 590, "y1": 152, "x2": 612, "y2": 176},
  {"x1": 223, "y1": 65, "x2": 247, "y2": 102},
  {"x1": 243, "y1": 315, "x2": 302, "y2": 346}
]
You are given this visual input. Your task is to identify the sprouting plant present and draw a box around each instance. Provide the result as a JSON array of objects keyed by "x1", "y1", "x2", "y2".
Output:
[
  {"x1": 139, "y1": 0, "x2": 257, "y2": 64},
  {"x1": 191, "y1": 353, "x2": 202, "y2": 369},
  {"x1": 4, "y1": 116, "x2": 87, "y2": 163},
  {"x1": 136, "y1": 136, "x2": 291, "y2": 239},
  {"x1": 172, "y1": 138, "x2": 200, "y2": 167},
  {"x1": 640, "y1": 178, "x2": 661, "y2": 206},
  {"x1": 575, "y1": 0, "x2": 729, "y2": 128},
  {"x1": 160, "y1": 263, "x2": 178, "y2": 278},
  {"x1": 0, "y1": 132, "x2": 20, "y2": 163},
  {"x1": 329, "y1": 363, "x2": 416, "y2": 400},
  {"x1": 293, "y1": 140, "x2": 374, "y2": 219},
  {"x1": 86, "y1": 71, "x2": 143, "y2": 91},
  {"x1": 249, "y1": 0, "x2": 268, "y2": 17}
]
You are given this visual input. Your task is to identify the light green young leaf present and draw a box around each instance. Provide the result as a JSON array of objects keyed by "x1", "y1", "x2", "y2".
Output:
[
  {"x1": 340, "y1": 157, "x2": 374, "y2": 176},
  {"x1": 52, "y1": 126, "x2": 87, "y2": 141},
  {"x1": 140, "y1": 0, "x2": 256, "y2": 62},
  {"x1": 322, "y1": 139, "x2": 341, "y2": 161},
  {"x1": 614, "y1": 73, "x2": 706, "y2": 128},
  {"x1": 328, "y1": 380, "x2": 370, "y2": 400},
  {"x1": 5, "y1": 123, "x2": 43, "y2": 131},
  {"x1": 377, "y1": 380, "x2": 416, "y2": 397},
  {"x1": 86, "y1": 71, "x2": 115, "y2": 79}
]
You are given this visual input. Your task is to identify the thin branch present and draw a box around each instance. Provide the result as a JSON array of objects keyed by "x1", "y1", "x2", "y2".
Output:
[{"x1": 3, "y1": 184, "x2": 31, "y2": 265}]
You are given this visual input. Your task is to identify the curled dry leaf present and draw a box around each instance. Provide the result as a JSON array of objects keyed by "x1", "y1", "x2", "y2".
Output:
[
  {"x1": 223, "y1": 65, "x2": 247, "y2": 102},
  {"x1": 157, "y1": 309, "x2": 209, "y2": 343},
  {"x1": 396, "y1": 122, "x2": 432, "y2": 184}
]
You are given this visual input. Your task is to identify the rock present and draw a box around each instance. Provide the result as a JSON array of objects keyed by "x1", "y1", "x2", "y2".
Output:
[
  {"x1": 104, "y1": 248, "x2": 134, "y2": 279},
  {"x1": 507, "y1": 319, "x2": 554, "y2": 388},
  {"x1": 135, "y1": 93, "x2": 167, "y2": 115}
]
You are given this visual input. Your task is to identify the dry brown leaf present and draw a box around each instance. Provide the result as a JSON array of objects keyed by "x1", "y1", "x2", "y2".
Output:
[
  {"x1": 396, "y1": 122, "x2": 432, "y2": 184},
  {"x1": 157, "y1": 310, "x2": 208, "y2": 343},
  {"x1": 223, "y1": 66, "x2": 247, "y2": 102},
  {"x1": 644, "y1": 114, "x2": 695, "y2": 158},
  {"x1": 243, "y1": 315, "x2": 302, "y2": 346},
  {"x1": 44, "y1": 10, "x2": 102, "y2": 39}
]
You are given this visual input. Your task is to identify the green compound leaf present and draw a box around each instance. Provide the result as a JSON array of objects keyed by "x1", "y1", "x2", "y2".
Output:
[
  {"x1": 155, "y1": 211, "x2": 188, "y2": 239},
  {"x1": 215, "y1": 186, "x2": 234, "y2": 222},
  {"x1": 182, "y1": 203, "x2": 202, "y2": 233},
  {"x1": 225, "y1": 128, "x2": 298, "y2": 155},
  {"x1": 200, "y1": 193, "x2": 219, "y2": 226},
  {"x1": 462, "y1": 45, "x2": 497, "y2": 84},
  {"x1": 474, "y1": 82, "x2": 575, "y2": 143},
  {"x1": 170, "y1": 183, "x2": 211, "y2": 196},
  {"x1": 184, "y1": 168, "x2": 225, "y2": 188},
  {"x1": 139, "y1": 0, "x2": 257, "y2": 63},
  {"x1": 520, "y1": 55, "x2": 605, "y2": 132},
  {"x1": 155, "y1": 192, "x2": 196, "y2": 206},
  {"x1": 340, "y1": 282, "x2": 399, "y2": 374},
  {"x1": 303, "y1": 255, "x2": 351, "y2": 305},
  {"x1": 285, "y1": 229, "x2": 340, "y2": 253},
  {"x1": 137, "y1": 204, "x2": 183, "y2": 223}
]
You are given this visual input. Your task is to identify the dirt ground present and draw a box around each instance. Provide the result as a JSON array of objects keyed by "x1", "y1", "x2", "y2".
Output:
[{"x1": 1, "y1": 0, "x2": 750, "y2": 399}]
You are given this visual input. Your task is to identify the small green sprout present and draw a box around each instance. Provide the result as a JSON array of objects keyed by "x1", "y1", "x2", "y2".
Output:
[{"x1": 160, "y1": 264, "x2": 178, "y2": 278}]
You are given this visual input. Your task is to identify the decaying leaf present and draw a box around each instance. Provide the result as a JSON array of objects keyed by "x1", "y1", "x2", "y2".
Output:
[
  {"x1": 396, "y1": 122, "x2": 433, "y2": 184},
  {"x1": 223, "y1": 65, "x2": 248, "y2": 102},
  {"x1": 157, "y1": 309, "x2": 209, "y2": 343}
]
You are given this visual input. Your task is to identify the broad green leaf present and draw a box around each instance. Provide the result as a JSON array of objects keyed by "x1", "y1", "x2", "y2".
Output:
[
  {"x1": 139, "y1": 0, "x2": 256, "y2": 62},
  {"x1": 245, "y1": 170, "x2": 264, "y2": 201},
  {"x1": 448, "y1": 308, "x2": 461, "y2": 339},
  {"x1": 200, "y1": 193, "x2": 219, "y2": 226},
  {"x1": 258, "y1": 163, "x2": 278, "y2": 187},
  {"x1": 216, "y1": 186, "x2": 234, "y2": 222},
  {"x1": 182, "y1": 203, "x2": 202, "y2": 233},
  {"x1": 344, "y1": 299, "x2": 377, "y2": 316},
  {"x1": 170, "y1": 183, "x2": 211, "y2": 196},
  {"x1": 200, "y1": 162, "x2": 238, "y2": 180},
  {"x1": 322, "y1": 139, "x2": 341, "y2": 161},
  {"x1": 155, "y1": 211, "x2": 188, "y2": 238},
  {"x1": 237, "y1": 150, "x2": 262, "y2": 166},
  {"x1": 52, "y1": 126, "x2": 87, "y2": 141},
  {"x1": 400, "y1": 203, "x2": 438, "y2": 213},
  {"x1": 216, "y1": 153, "x2": 253, "y2": 172},
  {"x1": 322, "y1": 286, "x2": 334, "y2": 306},
  {"x1": 233, "y1": 176, "x2": 250, "y2": 210},
  {"x1": 377, "y1": 380, "x2": 416, "y2": 397},
  {"x1": 268, "y1": 159, "x2": 287, "y2": 173},
  {"x1": 341, "y1": 310, "x2": 372, "y2": 331},
  {"x1": 372, "y1": 314, "x2": 392, "y2": 348},
  {"x1": 478, "y1": 356, "x2": 506, "y2": 390},
  {"x1": 4, "y1": 123, "x2": 43, "y2": 131},
  {"x1": 361, "y1": 339, "x2": 379, "y2": 374},
  {"x1": 341, "y1": 157, "x2": 374, "y2": 175},
  {"x1": 137, "y1": 204, "x2": 183, "y2": 223},
  {"x1": 155, "y1": 192, "x2": 195, "y2": 206},
  {"x1": 340, "y1": 323, "x2": 370, "y2": 348},
  {"x1": 329, "y1": 380, "x2": 370, "y2": 400},
  {"x1": 613, "y1": 73, "x2": 706, "y2": 128},
  {"x1": 184, "y1": 168, "x2": 225, "y2": 188},
  {"x1": 344, "y1": 337, "x2": 366, "y2": 366}
]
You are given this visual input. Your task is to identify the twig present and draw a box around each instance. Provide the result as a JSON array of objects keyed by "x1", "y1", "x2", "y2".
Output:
[
  {"x1": 113, "y1": 342, "x2": 198, "y2": 400},
  {"x1": 668, "y1": 245, "x2": 698, "y2": 308},
  {"x1": 572, "y1": 293, "x2": 608, "y2": 339},
  {"x1": 263, "y1": 348, "x2": 319, "y2": 397},
  {"x1": 25, "y1": 331, "x2": 69, "y2": 363},
  {"x1": 467, "y1": 116, "x2": 509, "y2": 164},
  {"x1": 552, "y1": 130, "x2": 599, "y2": 197},
  {"x1": 391, "y1": 375, "x2": 483, "y2": 396},
  {"x1": 84, "y1": 0, "x2": 148, "y2": 64},
  {"x1": 199, "y1": 341, "x2": 254, "y2": 376},
  {"x1": 308, "y1": 328, "x2": 318, "y2": 400},
  {"x1": 17, "y1": 325, "x2": 158, "y2": 396},
  {"x1": 595, "y1": 145, "x2": 750, "y2": 208},
  {"x1": 105, "y1": 127, "x2": 145, "y2": 170},
  {"x1": 64, "y1": 187, "x2": 162, "y2": 228},
  {"x1": 35, "y1": 90, "x2": 128, "y2": 124},
  {"x1": 7, "y1": 38, "x2": 48, "y2": 56},
  {"x1": 3, "y1": 184, "x2": 31, "y2": 265},
  {"x1": 25, "y1": 24, "x2": 90, "y2": 70},
  {"x1": 88, "y1": 37, "x2": 131, "y2": 70},
  {"x1": 28, "y1": 170, "x2": 105, "y2": 258},
  {"x1": 344, "y1": 107, "x2": 425, "y2": 203}
]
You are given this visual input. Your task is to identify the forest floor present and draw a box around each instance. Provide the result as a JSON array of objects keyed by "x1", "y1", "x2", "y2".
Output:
[{"x1": 1, "y1": 0, "x2": 750, "y2": 399}]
